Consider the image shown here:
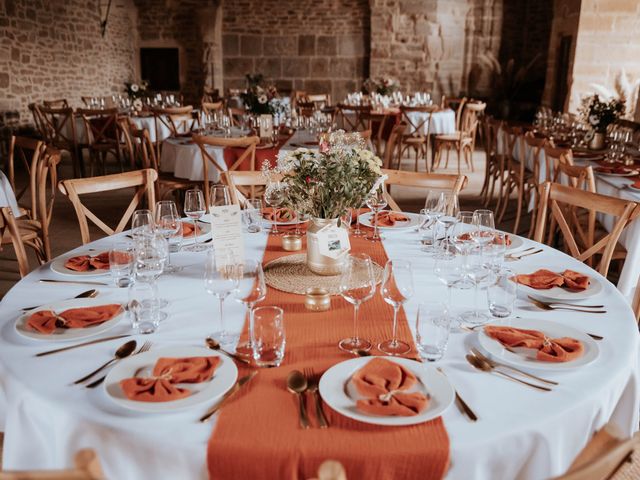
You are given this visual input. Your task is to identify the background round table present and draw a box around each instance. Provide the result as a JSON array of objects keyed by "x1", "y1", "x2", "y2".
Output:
[{"x1": 0, "y1": 229, "x2": 637, "y2": 479}]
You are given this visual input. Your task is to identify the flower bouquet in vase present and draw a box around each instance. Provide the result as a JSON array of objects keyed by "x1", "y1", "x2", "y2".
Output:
[
  {"x1": 580, "y1": 94, "x2": 625, "y2": 150},
  {"x1": 264, "y1": 131, "x2": 383, "y2": 275}
]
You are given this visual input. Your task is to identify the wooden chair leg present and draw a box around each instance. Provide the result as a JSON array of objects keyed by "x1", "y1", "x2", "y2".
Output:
[{"x1": 513, "y1": 183, "x2": 524, "y2": 235}]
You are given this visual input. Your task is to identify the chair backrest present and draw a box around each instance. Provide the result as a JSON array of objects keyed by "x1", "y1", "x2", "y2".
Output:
[
  {"x1": 297, "y1": 101, "x2": 315, "y2": 118},
  {"x1": 534, "y1": 182, "x2": 638, "y2": 277},
  {"x1": 335, "y1": 104, "x2": 371, "y2": 131},
  {"x1": 29, "y1": 103, "x2": 48, "y2": 140},
  {"x1": 381, "y1": 168, "x2": 467, "y2": 211},
  {"x1": 460, "y1": 102, "x2": 486, "y2": 140},
  {"x1": 117, "y1": 117, "x2": 136, "y2": 169},
  {"x1": 307, "y1": 93, "x2": 331, "y2": 108},
  {"x1": 58, "y1": 169, "x2": 158, "y2": 244},
  {"x1": 544, "y1": 144, "x2": 574, "y2": 183},
  {"x1": 0, "y1": 448, "x2": 105, "y2": 480},
  {"x1": 38, "y1": 106, "x2": 77, "y2": 149},
  {"x1": 228, "y1": 107, "x2": 246, "y2": 127},
  {"x1": 192, "y1": 134, "x2": 259, "y2": 208},
  {"x1": 76, "y1": 108, "x2": 120, "y2": 146},
  {"x1": 202, "y1": 101, "x2": 224, "y2": 116},
  {"x1": 382, "y1": 122, "x2": 407, "y2": 169},
  {"x1": 481, "y1": 116, "x2": 503, "y2": 163},
  {"x1": 131, "y1": 126, "x2": 160, "y2": 171},
  {"x1": 399, "y1": 105, "x2": 438, "y2": 137},
  {"x1": 6, "y1": 136, "x2": 44, "y2": 208},
  {"x1": 522, "y1": 131, "x2": 548, "y2": 178},
  {"x1": 441, "y1": 97, "x2": 468, "y2": 130},
  {"x1": 42, "y1": 99, "x2": 69, "y2": 109},
  {"x1": 152, "y1": 105, "x2": 197, "y2": 138},
  {"x1": 202, "y1": 87, "x2": 220, "y2": 104},
  {"x1": 221, "y1": 170, "x2": 283, "y2": 206}
]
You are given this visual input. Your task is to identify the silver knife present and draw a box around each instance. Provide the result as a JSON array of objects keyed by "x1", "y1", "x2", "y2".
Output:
[
  {"x1": 35, "y1": 334, "x2": 131, "y2": 357},
  {"x1": 40, "y1": 279, "x2": 109, "y2": 286},
  {"x1": 199, "y1": 371, "x2": 258, "y2": 422}
]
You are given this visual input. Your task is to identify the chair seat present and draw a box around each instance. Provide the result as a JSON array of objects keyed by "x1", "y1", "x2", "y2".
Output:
[
  {"x1": 2, "y1": 218, "x2": 42, "y2": 245},
  {"x1": 402, "y1": 135, "x2": 427, "y2": 144},
  {"x1": 436, "y1": 132, "x2": 464, "y2": 142}
]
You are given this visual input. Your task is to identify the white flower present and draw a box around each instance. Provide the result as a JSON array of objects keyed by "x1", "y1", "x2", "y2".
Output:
[
  {"x1": 258, "y1": 94, "x2": 268, "y2": 104},
  {"x1": 130, "y1": 83, "x2": 139, "y2": 93},
  {"x1": 132, "y1": 98, "x2": 143, "y2": 110},
  {"x1": 589, "y1": 114, "x2": 600, "y2": 126}
]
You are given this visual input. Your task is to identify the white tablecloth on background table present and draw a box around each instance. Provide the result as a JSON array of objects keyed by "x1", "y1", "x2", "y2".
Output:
[
  {"x1": 405, "y1": 109, "x2": 456, "y2": 135},
  {"x1": 66, "y1": 115, "x2": 172, "y2": 145},
  {"x1": 159, "y1": 138, "x2": 224, "y2": 182},
  {"x1": 0, "y1": 227, "x2": 637, "y2": 479},
  {"x1": 0, "y1": 170, "x2": 20, "y2": 216}
]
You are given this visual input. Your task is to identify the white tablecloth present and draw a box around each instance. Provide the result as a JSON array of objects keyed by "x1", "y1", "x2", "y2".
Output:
[
  {"x1": 69, "y1": 115, "x2": 172, "y2": 145},
  {"x1": 405, "y1": 109, "x2": 456, "y2": 135},
  {"x1": 159, "y1": 138, "x2": 224, "y2": 182},
  {"x1": 0, "y1": 170, "x2": 20, "y2": 216},
  {"x1": 0, "y1": 228, "x2": 638, "y2": 479}
]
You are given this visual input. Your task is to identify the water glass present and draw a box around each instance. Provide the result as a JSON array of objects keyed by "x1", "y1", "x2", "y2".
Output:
[
  {"x1": 128, "y1": 281, "x2": 166, "y2": 334},
  {"x1": 109, "y1": 243, "x2": 134, "y2": 288},
  {"x1": 251, "y1": 306, "x2": 286, "y2": 367},
  {"x1": 415, "y1": 302, "x2": 451, "y2": 361},
  {"x1": 168, "y1": 220, "x2": 183, "y2": 253},
  {"x1": 131, "y1": 209, "x2": 154, "y2": 239},
  {"x1": 487, "y1": 268, "x2": 517, "y2": 318},
  {"x1": 244, "y1": 199, "x2": 263, "y2": 233}
]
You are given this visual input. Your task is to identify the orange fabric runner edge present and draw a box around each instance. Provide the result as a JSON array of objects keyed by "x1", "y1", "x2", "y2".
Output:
[{"x1": 207, "y1": 231, "x2": 450, "y2": 480}]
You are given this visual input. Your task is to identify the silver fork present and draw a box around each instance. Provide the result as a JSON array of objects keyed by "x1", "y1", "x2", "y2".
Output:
[
  {"x1": 304, "y1": 367, "x2": 329, "y2": 428},
  {"x1": 505, "y1": 249, "x2": 543, "y2": 261},
  {"x1": 528, "y1": 296, "x2": 607, "y2": 314},
  {"x1": 85, "y1": 341, "x2": 152, "y2": 389}
]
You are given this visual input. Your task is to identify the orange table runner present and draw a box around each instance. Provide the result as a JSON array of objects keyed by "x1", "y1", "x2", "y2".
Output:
[{"x1": 207, "y1": 233, "x2": 450, "y2": 479}]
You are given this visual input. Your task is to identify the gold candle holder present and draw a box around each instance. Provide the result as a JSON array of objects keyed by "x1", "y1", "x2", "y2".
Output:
[
  {"x1": 305, "y1": 287, "x2": 331, "y2": 311},
  {"x1": 282, "y1": 234, "x2": 302, "y2": 251}
]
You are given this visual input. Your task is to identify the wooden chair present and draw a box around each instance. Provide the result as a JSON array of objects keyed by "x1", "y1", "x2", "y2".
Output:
[
  {"x1": 151, "y1": 106, "x2": 197, "y2": 157},
  {"x1": 131, "y1": 125, "x2": 196, "y2": 200},
  {"x1": 307, "y1": 93, "x2": 331, "y2": 109},
  {"x1": 441, "y1": 96, "x2": 467, "y2": 130},
  {"x1": 360, "y1": 111, "x2": 391, "y2": 157},
  {"x1": 479, "y1": 117, "x2": 505, "y2": 208},
  {"x1": 221, "y1": 170, "x2": 283, "y2": 206},
  {"x1": 28, "y1": 103, "x2": 48, "y2": 140},
  {"x1": 381, "y1": 168, "x2": 467, "y2": 212},
  {"x1": 297, "y1": 101, "x2": 316, "y2": 118},
  {"x1": 432, "y1": 101, "x2": 486, "y2": 174},
  {"x1": 533, "y1": 182, "x2": 638, "y2": 277},
  {"x1": 201, "y1": 87, "x2": 220, "y2": 104},
  {"x1": 192, "y1": 135, "x2": 259, "y2": 208},
  {"x1": 58, "y1": 169, "x2": 158, "y2": 244},
  {"x1": 551, "y1": 423, "x2": 640, "y2": 480},
  {"x1": 398, "y1": 105, "x2": 439, "y2": 172},
  {"x1": 382, "y1": 122, "x2": 407, "y2": 170},
  {"x1": 335, "y1": 104, "x2": 371, "y2": 132},
  {"x1": 76, "y1": 108, "x2": 124, "y2": 175},
  {"x1": 544, "y1": 145, "x2": 574, "y2": 183},
  {"x1": 42, "y1": 99, "x2": 69, "y2": 109},
  {"x1": 228, "y1": 107, "x2": 246, "y2": 127},
  {"x1": 291, "y1": 90, "x2": 308, "y2": 109},
  {"x1": 0, "y1": 448, "x2": 105, "y2": 479},
  {"x1": 6, "y1": 136, "x2": 44, "y2": 208},
  {"x1": 38, "y1": 106, "x2": 81, "y2": 177},
  {"x1": 202, "y1": 101, "x2": 224, "y2": 117}
]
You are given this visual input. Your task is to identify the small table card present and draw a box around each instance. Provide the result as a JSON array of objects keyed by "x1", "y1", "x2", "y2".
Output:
[
  {"x1": 258, "y1": 114, "x2": 273, "y2": 140},
  {"x1": 209, "y1": 204, "x2": 244, "y2": 266},
  {"x1": 315, "y1": 222, "x2": 350, "y2": 259}
]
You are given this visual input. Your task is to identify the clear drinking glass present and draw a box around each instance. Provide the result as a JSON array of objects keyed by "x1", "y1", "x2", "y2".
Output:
[
  {"x1": 420, "y1": 191, "x2": 442, "y2": 253},
  {"x1": 338, "y1": 253, "x2": 376, "y2": 353},
  {"x1": 155, "y1": 200, "x2": 181, "y2": 273},
  {"x1": 487, "y1": 268, "x2": 517, "y2": 318},
  {"x1": 204, "y1": 250, "x2": 239, "y2": 347},
  {"x1": 128, "y1": 281, "x2": 165, "y2": 334},
  {"x1": 484, "y1": 232, "x2": 507, "y2": 272},
  {"x1": 264, "y1": 181, "x2": 285, "y2": 235},
  {"x1": 365, "y1": 182, "x2": 388, "y2": 242},
  {"x1": 415, "y1": 302, "x2": 451, "y2": 361},
  {"x1": 131, "y1": 209, "x2": 154, "y2": 240},
  {"x1": 233, "y1": 259, "x2": 267, "y2": 356},
  {"x1": 109, "y1": 243, "x2": 134, "y2": 288},
  {"x1": 352, "y1": 205, "x2": 365, "y2": 236},
  {"x1": 251, "y1": 306, "x2": 286, "y2": 367},
  {"x1": 435, "y1": 192, "x2": 459, "y2": 257},
  {"x1": 471, "y1": 209, "x2": 495, "y2": 246},
  {"x1": 243, "y1": 199, "x2": 263, "y2": 233},
  {"x1": 184, "y1": 189, "x2": 207, "y2": 252},
  {"x1": 460, "y1": 245, "x2": 492, "y2": 325},
  {"x1": 379, "y1": 259, "x2": 414, "y2": 355},
  {"x1": 434, "y1": 251, "x2": 465, "y2": 329},
  {"x1": 134, "y1": 233, "x2": 169, "y2": 309}
]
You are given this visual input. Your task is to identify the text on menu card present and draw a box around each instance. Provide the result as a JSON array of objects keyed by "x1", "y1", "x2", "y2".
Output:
[{"x1": 210, "y1": 204, "x2": 244, "y2": 266}]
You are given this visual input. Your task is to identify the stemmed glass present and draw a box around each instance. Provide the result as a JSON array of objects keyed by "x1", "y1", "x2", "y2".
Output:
[
  {"x1": 184, "y1": 189, "x2": 207, "y2": 252},
  {"x1": 366, "y1": 182, "x2": 387, "y2": 242},
  {"x1": 352, "y1": 205, "x2": 365, "y2": 236},
  {"x1": 338, "y1": 253, "x2": 376, "y2": 353},
  {"x1": 379, "y1": 259, "x2": 414, "y2": 355},
  {"x1": 155, "y1": 200, "x2": 181, "y2": 273},
  {"x1": 434, "y1": 251, "x2": 465, "y2": 329},
  {"x1": 233, "y1": 259, "x2": 267, "y2": 357},
  {"x1": 131, "y1": 209, "x2": 154, "y2": 240},
  {"x1": 419, "y1": 191, "x2": 442, "y2": 253},
  {"x1": 451, "y1": 212, "x2": 475, "y2": 289},
  {"x1": 435, "y1": 192, "x2": 459, "y2": 257},
  {"x1": 471, "y1": 210, "x2": 495, "y2": 247},
  {"x1": 264, "y1": 181, "x2": 285, "y2": 236},
  {"x1": 204, "y1": 250, "x2": 239, "y2": 346},
  {"x1": 209, "y1": 184, "x2": 231, "y2": 210}
]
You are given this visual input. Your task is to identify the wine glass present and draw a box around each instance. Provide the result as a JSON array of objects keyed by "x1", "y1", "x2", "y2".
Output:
[
  {"x1": 434, "y1": 251, "x2": 465, "y2": 329},
  {"x1": 365, "y1": 182, "x2": 387, "y2": 242},
  {"x1": 435, "y1": 192, "x2": 459, "y2": 257},
  {"x1": 232, "y1": 259, "x2": 267, "y2": 357},
  {"x1": 379, "y1": 259, "x2": 414, "y2": 355},
  {"x1": 209, "y1": 184, "x2": 231, "y2": 210},
  {"x1": 264, "y1": 181, "x2": 285, "y2": 236},
  {"x1": 338, "y1": 253, "x2": 376, "y2": 353},
  {"x1": 471, "y1": 209, "x2": 495, "y2": 247},
  {"x1": 352, "y1": 205, "x2": 365, "y2": 236},
  {"x1": 419, "y1": 191, "x2": 442, "y2": 253},
  {"x1": 460, "y1": 245, "x2": 492, "y2": 325},
  {"x1": 184, "y1": 189, "x2": 207, "y2": 252},
  {"x1": 451, "y1": 211, "x2": 475, "y2": 289},
  {"x1": 155, "y1": 200, "x2": 181, "y2": 273},
  {"x1": 131, "y1": 209, "x2": 154, "y2": 240},
  {"x1": 204, "y1": 250, "x2": 239, "y2": 346}
]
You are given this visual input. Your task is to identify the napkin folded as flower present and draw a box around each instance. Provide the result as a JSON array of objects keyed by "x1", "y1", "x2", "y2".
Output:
[
  {"x1": 264, "y1": 208, "x2": 296, "y2": 223},
  {"x1": 64, "y1": 252, "x2": 110, "y2": 271},
  {"x1": 120, "y1": 356, "x2": 221, "y2": 402},
  {"x1": 512, "y1": 269, "x2": 590, "y2": 291},
  {"x1": 351, "y1": 358, "x2": 429, "y2": 417},
  {"x1": 181, "y1": 221, "x2": 201, "y2": 238},
  {"x1": 375, "y1": 211, "x2": 410, "y2": 227},
  {"x1": 26, "y1": 304, "x2": 123, "y2": 334},
  {"x1": 484, "y1": 326, "x2": 584, "y2": 362}
]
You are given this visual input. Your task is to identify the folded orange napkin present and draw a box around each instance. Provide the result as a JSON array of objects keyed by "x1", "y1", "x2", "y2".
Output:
[
  {"x1": 65, "y1": 252, "x2": 110, "y2": 271},
  {"x1": 595, "y1": 165, "x2": 632, "y2": 175},
  {"x1": 484, "y1": 325, "x2": 585, "y2": 362},
  {"x1": 26, "y1": 304, "x2": 123, "y2": 334},
  {"x1": 120, "y1": 356, "x2": 221, "y2": 402},
  {"x1": 351, "y1": 358, "x2": 429, "y2": 417},
  {"x1": 512, "y1": 269, "x2": 590, "y2": 291},
  {"x1": 181, "y1": 221, "x2": 201, "y2": 237},
  {"x1": 375, "y1": 211, "x2": 409, "y2": 227},
  {"x1": 633, "y1": 178, "x2": 640, "y2": 188},
  {"x1": 264, "y1": 208, "x2": 296, "y2": 222}
]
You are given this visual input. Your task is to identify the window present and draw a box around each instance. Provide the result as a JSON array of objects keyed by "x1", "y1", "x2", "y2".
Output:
[{"x1": 140, "y1": 48, "x2": 180, "y2": 91}]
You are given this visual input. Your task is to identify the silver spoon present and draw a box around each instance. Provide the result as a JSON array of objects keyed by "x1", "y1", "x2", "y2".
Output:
[
  {"x1": 466, "y1": 354, "x2": 551, "y2": 392},
  {"x1": 205, "y1": 337, "x2": 251, "y2": 365},
  {"x1": 23, "y1": 289, "x2": 99, "y2": 311},
  {"x1": 286, "y1": 370, "x2": 310, "y2": 429},
  {"x1": 73, "y1": 340, "x2": 137, "y2": 384}
]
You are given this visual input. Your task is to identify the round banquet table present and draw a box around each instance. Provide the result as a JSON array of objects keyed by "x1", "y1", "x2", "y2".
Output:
[{"x1": 0, "y1": 228, "x2": 638, "y2": 479}]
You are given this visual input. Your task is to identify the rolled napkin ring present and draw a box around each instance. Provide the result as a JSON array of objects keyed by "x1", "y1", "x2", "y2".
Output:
[
  {"x1": 282, "y1": 234, "x2": 302, "y2": 251},
  {"x1": 305, "y1": 287, "x2": 331, "y2": 312}
]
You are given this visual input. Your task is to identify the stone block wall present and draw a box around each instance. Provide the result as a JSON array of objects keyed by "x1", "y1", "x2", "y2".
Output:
[
  {"x1": 0, "y1": 0, "x2": 136, "y2": 125},
  {"x1": 221, "y1": 0, "x2": 370, "y2": 102}
]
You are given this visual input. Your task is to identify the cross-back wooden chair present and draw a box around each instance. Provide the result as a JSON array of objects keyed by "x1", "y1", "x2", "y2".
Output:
[
  {"x1": 38, "y1": 105, "x2": 81, "y2": 176},
  {"x1": 0, "y1": 448, "x2": 105, "y2": 480},
  {"x1": 360, "y1": 111, "x2": 391, "y2": 157},
  {"x1": 228, "y1": 107, "x2": 246, "y2": 127},
  {"x1": 381, "y1": 168, "x2": 467, "y2": 212},
  {"x1": 335, "y1": 104, "x2": 371, "y2": 132},
  {"x1": 28, "y1": 103, "x2": 48, "y2": 140},
  {"x1": 221, "y1": 170, "x2": 283, "y2": 206},
  {"x1": 201, "y1": 87, "x2": 220, "y2": 104},
  {"x1": 398, "y1": 105, "x2": 439, "y2": 172},
  {"x1": 192, "y1": 134, "x2": 259, "y2": 208},
  {"x1": 534, "y1": 182, "x2": 638, "y2": 277},
  {"x1": 6, "y1": 136, "x2": 44, "y2": 208},
  {"x1": 202, "y1": 101, "x2": 224, "y2": 116},
  {"x1": 76, "y1": 108, "x2": 124, "y2": 175},
  {"x1": 382, "y1": 122, "x2": 407, "y2": 170},
  {"x1": 551, "y1": 423, "x2": 640, "y2": 480},
  {"x1": 297, "y1": 101, "x2": 315, "y2": 118},
  {"x1": 479, "y1": 116, "x2": 505, "y2": 208},
  {"x1": 58, "y1": 169, "x2": 158, "y2": 244},
  {"x1": 441, "y1": 96, "x2": 467, "y2": 129},
  {"x1": 131, "y1": 125, "x2": 196, "y2": 200},
  {"x1": 42, "y1": 99, "x2": 69, "y2": 109},
  {"x1": 291, "y1": 90, "x2": 308, "y2": 109},
  {"x1": 543, "y1": 145, "x2": 574, "y2": 182},
  {"x1": 151, "y1": 106, "x2": 197, "y2": 157},
  {"x1": 307, "y1": 93, "x2": 331, "y2": 109}
]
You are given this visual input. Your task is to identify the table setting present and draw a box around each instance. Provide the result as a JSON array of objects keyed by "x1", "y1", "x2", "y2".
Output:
[{"x1": 0, "y1": 135, "x2": 638, "y2": 479}]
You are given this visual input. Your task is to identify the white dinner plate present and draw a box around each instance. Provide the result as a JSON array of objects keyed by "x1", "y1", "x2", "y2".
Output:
[
  {"x1": 478, "y1": 318, "x2": 600, "y2": 371},
  {"x1": 626, "y1": 184, "x2": 640, "y2": 194},
  {"x1": 513, "y1": 269, "x2": 603, "y2": 301},
  {"x1": 319, "y1": 357, "x2": 454, "y2": 426},
  {"x1": 181, "y1": 221, "x2": 211, "y2": 244},
  {"x1": 15, "y1": 298, "x2": 124, "y2": 342},
  {"x1": 504, "y1": 234, "x2": 524, "y2": 251},
  {"x1": 358, "y1": 211, "x2": 422, "y2": 231},
  {"x1": 104, "y1": 346, "x2": 238, "y2": 413},
  {"x1": 50, "y1": 250, "x2": 111, "y2": 277},
  {"x1": 594, "y1": 168, "x2": 640, "y2": 177}
]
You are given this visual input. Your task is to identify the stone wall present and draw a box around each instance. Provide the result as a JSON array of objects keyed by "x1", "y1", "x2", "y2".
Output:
[
  {"x1": 0, "y1": 0, "x2": 136, "y2": 125},
  {"x1": 221, "y1": 0, "x2": 370, "y2": 102}
]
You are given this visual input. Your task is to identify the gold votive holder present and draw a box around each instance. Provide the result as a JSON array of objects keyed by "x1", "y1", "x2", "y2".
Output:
[
  {"x1": 282, "y1": 234, "x2": 302, "y2": 251},
  {"x1": 305, "y1": 287, "x2": 331, "y2": 312}
]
